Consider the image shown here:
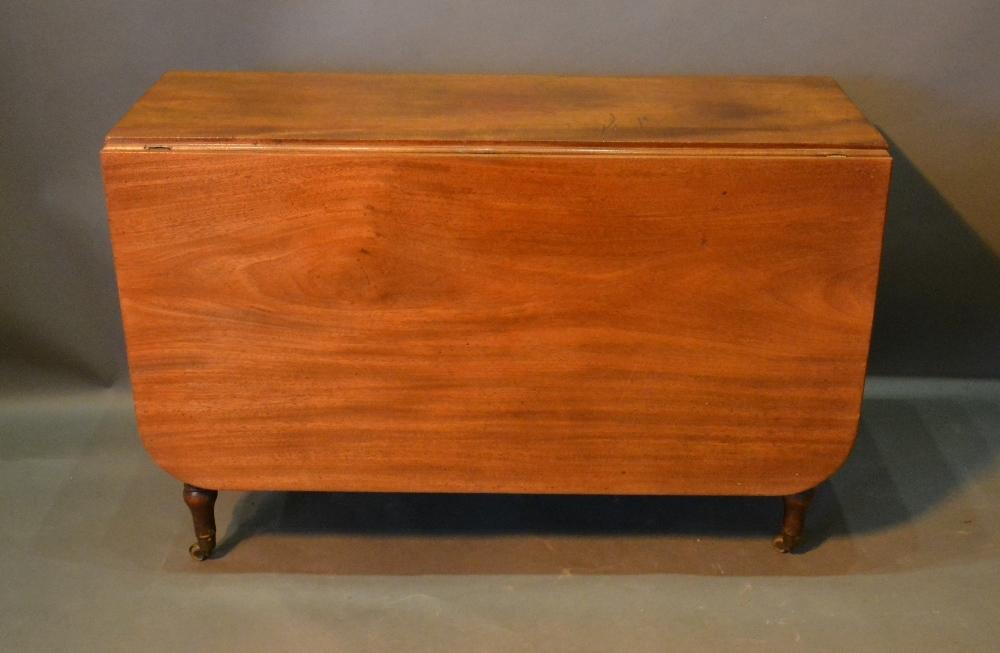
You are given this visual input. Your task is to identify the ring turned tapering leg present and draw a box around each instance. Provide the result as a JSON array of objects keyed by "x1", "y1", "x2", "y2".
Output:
[
  {"x1": 772, "y1": 489, "x2": 815, "y2": 553},
  {"x1": 182, "y1": 484, "x2": 218, "y2": 561}
]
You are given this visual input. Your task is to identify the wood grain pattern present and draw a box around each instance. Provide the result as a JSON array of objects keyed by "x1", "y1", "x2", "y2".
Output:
[
  {"x1": 103, "y1": 147, "x2": 890, "y2": 495},
  {"x1": 106, "y1": 72, "x2": 886, "y2": 150}
]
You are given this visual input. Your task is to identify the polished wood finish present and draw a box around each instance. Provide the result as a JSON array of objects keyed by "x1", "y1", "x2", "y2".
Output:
[
  {"x1": 103, "y1": 73, "x2": 890, "y2": 502},
  {"x1": 182, "y1": 484, "x2": 218, "y2": 560},
  {"x1": 106, "y1": 72, "x2": 886, "y2": 150},
  {"x1": 773, "y1": 489, "x2": 817, "y2": 553},
  {"x1": 103, "y1": 151, "x2": 889, "y2": 496}
]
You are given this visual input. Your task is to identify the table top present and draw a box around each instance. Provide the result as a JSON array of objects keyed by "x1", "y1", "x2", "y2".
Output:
[{"x1": 105, "y1": 72, "x2": 886, "y2": 152}]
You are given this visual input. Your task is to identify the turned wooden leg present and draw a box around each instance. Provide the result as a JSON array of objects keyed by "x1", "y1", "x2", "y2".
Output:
[
  {"x1": 182, "y1": 484, "x2": 218, "y2": 561},
  {"x1": 772, "y1": 489, "x2": 815, "y2": 553}
]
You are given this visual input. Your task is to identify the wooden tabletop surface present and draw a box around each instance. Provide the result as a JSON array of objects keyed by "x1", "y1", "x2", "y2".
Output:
[{"x1": 105, "y1": 72, "x2": 886, "y2": 151}]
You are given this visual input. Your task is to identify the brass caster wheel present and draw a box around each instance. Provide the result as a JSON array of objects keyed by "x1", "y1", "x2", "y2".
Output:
[
  {"x1": 772, "y1": 532, "x2": 801, "y2": 553},
  {"x1": 189, "y1": 543, "x2": 211, "y2": 561}
]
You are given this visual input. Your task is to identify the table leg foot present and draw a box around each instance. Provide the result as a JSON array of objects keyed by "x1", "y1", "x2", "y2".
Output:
[
  {"x1": 182, "y1": 483, "x2": 218, "y2": 561},
  {"x1": 772, "y1": 488, "x2": 815, "y2": 553}
]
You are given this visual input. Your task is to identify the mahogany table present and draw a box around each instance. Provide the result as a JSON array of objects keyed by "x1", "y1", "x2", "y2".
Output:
[{"x1": 101, "y1": 72, "x2": 890, "y2": 559}]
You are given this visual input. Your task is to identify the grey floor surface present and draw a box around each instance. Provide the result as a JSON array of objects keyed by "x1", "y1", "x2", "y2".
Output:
[{"x1": 1, "y1": 377, "x2": 998, "y2": 651}]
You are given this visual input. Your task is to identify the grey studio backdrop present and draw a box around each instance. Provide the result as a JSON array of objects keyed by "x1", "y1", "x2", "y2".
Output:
[{"x1": 1, "y1": 1, "x2": 998, "y2": 391}]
